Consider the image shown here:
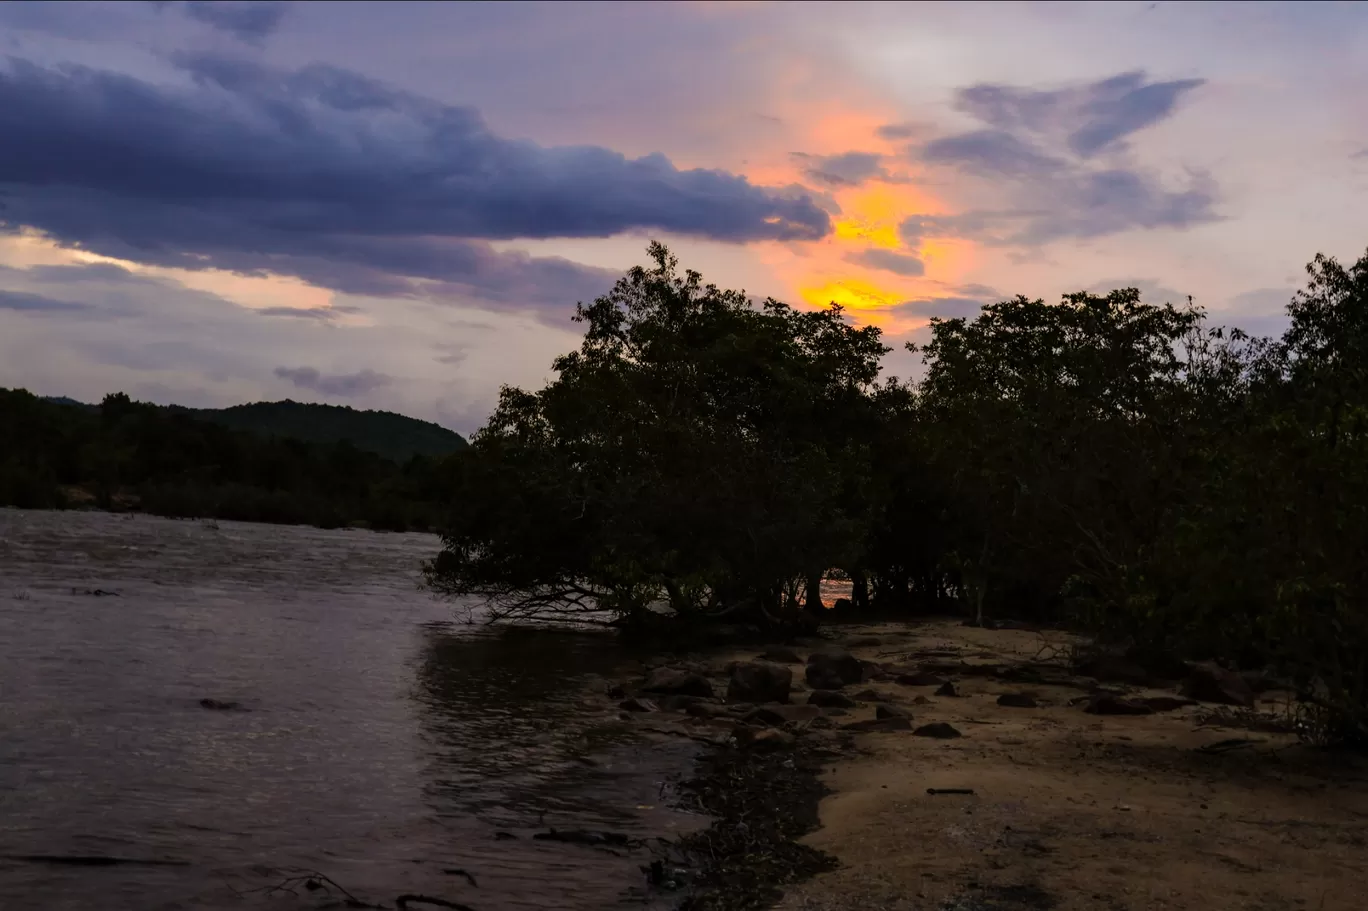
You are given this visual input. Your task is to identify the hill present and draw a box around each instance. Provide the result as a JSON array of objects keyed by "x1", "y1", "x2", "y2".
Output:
[
  {"x1": 41, "y1": 396, "x2": 468, "y2": 463},
  {"x1": 190, "y1": 400, "x2": 468, "y2": 463},
  {"x1": 5, "y1": 388, "x2": 457, "y2": 530}
]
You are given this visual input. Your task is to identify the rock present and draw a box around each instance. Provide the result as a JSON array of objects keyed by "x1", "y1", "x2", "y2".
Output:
[
  {"x1": 859, "y1": 660, "x2": 885, "y2": 682},
  {"x1": 844, "y1": 716, "x2": 912, "y2": 732},
  {"x1": 685, "y1": 702, "x2": 730, "y2": 718},
  {"x1": 1084, "y1": 694, "x2": 1155, "y2": 716},
  {"x1": 1182, "y1": 662, "x2": 1256, "y2": 708},
  {"x1": 913, "y1": 696, "x2": 930, "y2": 705},
  {"x1": 805, "y1": 650, "x2": 865, "y2": 690},
  {"x1": 807, "y1": 690, "x2": 857, "y2": 709},
  {"x1": 809, "y1": 715, "x2": 836, "y2": 730},
  {"x1": 913, "y1": 722, "x2": 962, "y2": 739},
  {"x1": 657, "y1": 694, "x2": 713, "y2": 712},
  {"x1": 896, "y1": 672, "x2": 947, "y2": 687},
  {"x1": 642, "y1": 667, "x2": 715, "y2": 700},
  {"x1": 846, "y1": 636, "x2": 884, "y2": 648},
  {"x1": 759, "y1": 647, "x2": 804, "y2": 664},
  {"x1": 198, "y1": 698, "x2": 244, "y2": 711},
  {"x1": 619, "y1": 697, "x2": 659, "y2": 712},
  {"x1": 606, "y1": 684, "x2": 628, "y2": 700},
  {"x1": 997, "y1": 693, "x2": 1038, "y2": 708},
  {"x1": 1142, "y1": 696, "x2": 1197, "y2": 713},
  {"x1": 876, "y1": 703, "x2": 911, "y2": 720},
  {"x1": 743, "y1": 728, "x2": 796, "y2": 751},
  {"x1": 727, "y1": 661, "x2": 793, "y2": 704},
  {"x1": 935, "y1": 681, "x2": 960, "y2": 697},
  {"x1": 1074, "y1": 654, "x2": 1153, "y2": 687},
  {"x1": 745, "y1": 704, "x2": 822, "y2": 728},
  {"x1": 852, "y1": 688, "x2": 889, "y2": 702}
]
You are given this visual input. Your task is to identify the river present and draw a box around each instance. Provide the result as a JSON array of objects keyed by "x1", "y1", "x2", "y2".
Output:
[{"x1": 0, "y1": 509, "x2": 703, "y2": 910}]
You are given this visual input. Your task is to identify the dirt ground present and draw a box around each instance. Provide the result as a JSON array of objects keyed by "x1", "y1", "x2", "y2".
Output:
[{"x1": 764, "y1": 620, "x2": 1368, "y2": 911}]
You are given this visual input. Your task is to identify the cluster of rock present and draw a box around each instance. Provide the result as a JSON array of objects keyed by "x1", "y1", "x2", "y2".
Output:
[
  {"x1": 610, "y1": 640, "x2": 1275, "y2": 748},
  {"x1": 613, "y1": 647, "x2": 971, "y2": 746}
]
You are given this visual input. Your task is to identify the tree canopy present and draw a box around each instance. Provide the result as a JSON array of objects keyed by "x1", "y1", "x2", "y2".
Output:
[{"x1": 427, "y1": 241, "x2": 1368, "y2": 744}]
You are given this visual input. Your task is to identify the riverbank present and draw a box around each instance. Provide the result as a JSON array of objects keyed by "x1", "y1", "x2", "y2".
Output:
[{"x1": 604, "y1": 619, "x2": 1368, "y2": 911}]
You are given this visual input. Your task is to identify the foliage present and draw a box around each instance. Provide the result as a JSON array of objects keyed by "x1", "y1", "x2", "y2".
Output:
[
  {"x1": 425, "y1": 242, "x2": 887, "y2": 629},
  {"x1": 428, "y1": 241, "x2": 1368, "y2": 743},
  {"x1": 0, "y1": 389, "x2": 450, "y2": 531}
]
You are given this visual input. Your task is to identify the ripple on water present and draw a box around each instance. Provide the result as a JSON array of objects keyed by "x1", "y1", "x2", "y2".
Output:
[{"x1": 0, "y1": 509, "x2": 704, "y2": 910}]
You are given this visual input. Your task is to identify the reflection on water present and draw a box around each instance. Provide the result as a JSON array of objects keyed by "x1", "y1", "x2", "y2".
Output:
[{"x1": 0, "y1": 509, "x2": 702, "y2": 910}]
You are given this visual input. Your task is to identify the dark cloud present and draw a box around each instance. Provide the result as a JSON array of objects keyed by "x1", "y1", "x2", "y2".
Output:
[
  {"x1": 922, "y1": 130, "x2": 1066, "y2": 179},
  {"x1": 0, "y1": 55, "x2": 830, "y2": 317},
  {"x1": 180, "y1": 1, "x2": 286, "y2": 42},
  {"x1": 256, "y1": 306, "x2": 338, "y2": 320},
  {"x1": 893, "y1": 296, "x2": 990, "y2": 320},
  {"x1": 875, "y1": 122, "x2": 926, "y2": 141},
  {"x1": 273, "y1": 366, "x2": 392, "y2": 397},
  {"x1": 845, "y1": 248, "x2": 925, "y2": 277},
  {"x1": 792, "y1": 151, "x2": 887, "y2": 187},
  {"x1": 911, "y1": 71, "x2": 1216, "y2": 245},
  {"x1": 954, "y1": 70, "x2": 1205, "y2": 158},
  {"x1": 0, "y1": 288, "x2": 95, "y2": 313}
]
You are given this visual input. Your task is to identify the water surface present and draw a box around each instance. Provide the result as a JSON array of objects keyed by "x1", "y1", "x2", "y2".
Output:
[{"x1": 0, "y1": 509, "x2": 700, "y2": 910}]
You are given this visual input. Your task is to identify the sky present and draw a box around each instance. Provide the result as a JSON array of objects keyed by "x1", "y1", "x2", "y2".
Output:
[{"x1": 2, "y1": 0, "x2": 1366, "y2": 434}]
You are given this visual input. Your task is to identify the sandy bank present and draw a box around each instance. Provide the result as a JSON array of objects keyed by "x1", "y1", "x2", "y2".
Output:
[{"x1": 758, "y1": 620, "x2": 1368, "y2": 911}]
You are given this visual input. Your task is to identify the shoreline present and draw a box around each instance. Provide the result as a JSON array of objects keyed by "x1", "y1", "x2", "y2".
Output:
[{"x1": 601, "y1": 619, "x2": 1368, "y2": 911}]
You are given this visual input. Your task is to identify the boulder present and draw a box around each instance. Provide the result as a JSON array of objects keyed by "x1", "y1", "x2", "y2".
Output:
[
  {"x1": 913, "y1": 722, "x2": 962, "y2": 739},
  {"x1": 1182, "y1": 662, "x2": 1256, "y2": 708},
  {"x1": 807, "y1": 690, "x2": 857, "y2": 709},
  {"x1": 759, "y1": 647, "x2": 804, "y2": 664},
  {"x1": 642, "y1": 667, "x2": 715, "y2": 700},
  {"x1": 876, "y1": 703, "x2": 911, "y2": 720},
  {"x1": 997, "y1": 693, "x2": 1038, "y2": 708},
  {"x1": 852, "y1": 688, "x2": 889, "y2": 702},
  {"x1": 935, "y1": 681, "x2": 960, "y2": 698},
  {"x1": 745, "y1": 704, "x2": 822, "y2": 728},
  {"x1": 727, "y1": 661, "x2": 793, "y2": 704},
  {"x1": 806, "y1": 650, "x2": 865, "y2": 690}
]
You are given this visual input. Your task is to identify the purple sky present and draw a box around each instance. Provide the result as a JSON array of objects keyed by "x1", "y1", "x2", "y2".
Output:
[{"x1": 2, "y1": 0, "x2": 1366, "y2": 432}]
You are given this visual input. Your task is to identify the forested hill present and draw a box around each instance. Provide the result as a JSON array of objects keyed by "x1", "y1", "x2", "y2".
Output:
[
  {"x1": 41, "y1": 396, "x2": 468, "y2": 463},
  {"x1": 188, "y1": 401, "x2": 468, "y2": 463},
  {"x1": 3, "y1": 388, "x2": 459, "y2": 530}
]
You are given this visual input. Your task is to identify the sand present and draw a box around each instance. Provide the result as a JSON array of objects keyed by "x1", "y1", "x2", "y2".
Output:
[{"x1": 761, "y1": 620, "x2": 1368, "y2": 911}]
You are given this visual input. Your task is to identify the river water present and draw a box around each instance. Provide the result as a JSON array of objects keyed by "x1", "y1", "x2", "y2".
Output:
[{"x1": 0, "y1": 509, "x2": 704, "y2": 911}]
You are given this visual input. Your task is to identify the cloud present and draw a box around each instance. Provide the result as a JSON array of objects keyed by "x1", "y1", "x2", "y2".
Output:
[
  {"x1": 180, "y1": 1, "x2": 286, "y2": 43},
  {"x1": 273, "y1": 366, "x2": 393, "y2": 397},
  {"x1": 954, "y1": 70, "x2": 1205, "y2": 158},
  {"x1": 875, "y1": 122, "x2": 927, "y2": 141},
  {"x1": 255, "y1": 306, "x2": 338, "y2": 320},
  {"x1": 792, "y1": 151, "x2": 887, "y2": 187},
  {"x1": 893, "y1": 295, "x2": 990, "y2": 320},
  {"x1": 0, "y1": 288, "x2": 95, "y2": 313},
  {"x1": 910, "y1": 71, "x2": 1217, "y2": 245},
  {"x1": 0, "y1": 55, "x2": 830, "y2": 318},
  {"x1": 845, "y1": 248, "x2": 925, "y2": 277}
]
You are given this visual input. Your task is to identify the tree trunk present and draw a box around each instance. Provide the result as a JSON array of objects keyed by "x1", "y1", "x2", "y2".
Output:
[
  {"x1": 804, "y1": 573, "x2": 825, "y2": 614},
  {"x1": 851, "y1": 570, "x2": 870, "y2": 612}
]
